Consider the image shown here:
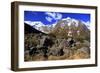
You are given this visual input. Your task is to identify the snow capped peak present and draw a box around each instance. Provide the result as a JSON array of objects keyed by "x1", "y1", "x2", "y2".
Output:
[
  {"x1": 26, "y1": 21, "x2": 44, "y2": 26},
  {"x1": 24, "y1": 21, "x2": 45, "y2": 33},
  {"x1": 24, "y1": 21, "x2": 57, "y2": 34},
  {"x1": 24, "y1": 21, "x2": 45, "y2": 27},
  {"x1": 66, "y1": 17, "x2": 72, "y2": 20},
  {"x1": 82, "y1": 21, "x2": 90, "y2": 29},
  {"x1": 24, "y1": 21, "x2": 56, "y2": 28},
  {"x1": 61, "y1": 17, "x2": 72, "y2": 26},
  {"x1": 61, "y1": 17, "x2": 90, "y2": 28},
  {"x1": 61, "y1": 17, "x2": 79, "y2": 27},
  {"x1": 71, "y1": 19, "x2": 79, "y2": 27},
  {"x1": 24, "y1": 21, "x2": 33, "y2": 26},
  {"x1": 62, "y1": 17, "x2": 71, "y2": 21}
]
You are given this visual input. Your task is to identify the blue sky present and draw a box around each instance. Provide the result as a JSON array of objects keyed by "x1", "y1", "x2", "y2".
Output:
[{"x1": 24, "y1": 11, "x2": 90, "y2": 25}]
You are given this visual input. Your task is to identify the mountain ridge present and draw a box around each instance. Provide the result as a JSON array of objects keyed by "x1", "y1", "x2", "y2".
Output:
[{"x1": 24, "y1": 17, "x2": 90, "y2": 35}]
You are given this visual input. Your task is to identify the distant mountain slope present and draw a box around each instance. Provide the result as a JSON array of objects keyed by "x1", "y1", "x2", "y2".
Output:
[
  {"x1": 24, "y1": 21, "x2": 54, "y2": 34},
  {"x1": 24, "y1": 23, "x2": 47, "y2": 35}
]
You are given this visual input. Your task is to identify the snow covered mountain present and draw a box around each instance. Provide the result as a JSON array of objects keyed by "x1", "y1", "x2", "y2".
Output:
[
  {"x1": 24, "y1": 21, "x2": 56, "y2": 33},
  {"x1": 61, "y1": 17, "x2": 79, "y2": 27},
  {"x1": 51, "y1": 17, "x2": 90, "y2": 39},
  {"x1": 24, "y1": 17, "x2": 90, "y2": 34},
  {"x1": 57, "y1": 17, "x2": 90, "y2": 29}
]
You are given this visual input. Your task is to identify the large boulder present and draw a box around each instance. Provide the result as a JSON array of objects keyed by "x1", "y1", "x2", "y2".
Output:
[
  {"x1": 77, "y1": 47, "x2": 90, "y2": 55},
  {"x1": 72, "y1": 47, "x2": 90, "y2": 59}
]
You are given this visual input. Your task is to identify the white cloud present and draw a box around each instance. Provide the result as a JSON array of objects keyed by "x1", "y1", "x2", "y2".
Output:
[
  {"x1": 45, "y1": 12, "x2": 62, "y2": 20},
  {"x1": 45, "y1": 16, "x2": 53, "y2": 22},
  {"x1": 45, "y1": 12, "x2": 56, "y2": 19},
  {"x1": 55, "y1": 13, "x2": 62, "y2": 20}
]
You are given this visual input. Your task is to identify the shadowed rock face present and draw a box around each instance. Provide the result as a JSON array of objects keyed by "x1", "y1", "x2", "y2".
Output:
[{"x1": 25, "y1": 23, "x2": 47, "y2": 35}]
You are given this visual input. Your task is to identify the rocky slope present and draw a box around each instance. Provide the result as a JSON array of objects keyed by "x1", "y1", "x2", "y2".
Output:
[{"x1": 24, "y1": 17, "x2": 90, "y2": 61}]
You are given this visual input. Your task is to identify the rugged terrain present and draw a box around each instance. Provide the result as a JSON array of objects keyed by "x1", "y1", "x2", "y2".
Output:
[{"x1": 24, "y1": 17, "x2": 90, "y2": 61}]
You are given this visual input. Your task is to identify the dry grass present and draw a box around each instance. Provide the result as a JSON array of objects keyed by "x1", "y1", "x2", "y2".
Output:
[
  {"x1": 68, "y1": 51, "x2": 90, "y2": 59},
  {"x1": 25, "y1": 48, "x2": 90, "y2": 61},
  {"x1": 25, "y1": 54, "x2": 47, "y2": 61},
  {"x1": 48, "y1": 54, "x2": 68, "y2": 60}
]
